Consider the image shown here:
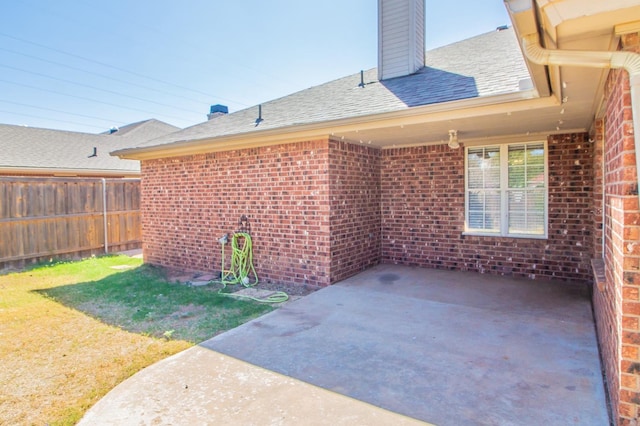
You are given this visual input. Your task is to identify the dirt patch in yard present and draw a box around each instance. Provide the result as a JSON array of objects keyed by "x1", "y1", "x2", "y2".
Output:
[{"x1": 169, "y1": 303, "x2": 206, "y2": 318}]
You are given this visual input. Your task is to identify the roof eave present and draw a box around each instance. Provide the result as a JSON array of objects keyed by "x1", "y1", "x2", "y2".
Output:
[
  {"x1": 504, "y1": 0, "x2": 552, "y2": 98},
  {"x1": 113, "y1": 89, "x2": 547, "y2": 161}
]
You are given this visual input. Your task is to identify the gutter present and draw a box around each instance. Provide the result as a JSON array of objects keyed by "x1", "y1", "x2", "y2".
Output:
[{"x1": 522, "y1": 33, "x2": 640, "y2": 193}]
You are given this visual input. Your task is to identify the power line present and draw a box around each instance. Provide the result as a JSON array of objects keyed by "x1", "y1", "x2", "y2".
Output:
[
  {"x1": 0, "y1": 63, "x2": 205, "y2": 115},
  {"x1": 0, "y1": 31, "x2": 244, "y2": 104},
  {"x1": 0, "y1": 99, "x2": 127, "y2": 125},
  {"x1": 0, "y1": 46, "x2": 225, "y2": 107},
  {"x1": 0, "y1": 108, "x2": 109, "y2": 131},
  {"x1": 0, "y1": 78, "x2": 194, "y2": 124},
  {"x1": 75, "y1": 0, "x2": 294, "y2": 89}
]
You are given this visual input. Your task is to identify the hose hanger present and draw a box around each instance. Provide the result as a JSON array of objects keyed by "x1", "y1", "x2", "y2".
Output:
[{"x1": 237, "y1": 214, "x2": 251, "y2": 235}]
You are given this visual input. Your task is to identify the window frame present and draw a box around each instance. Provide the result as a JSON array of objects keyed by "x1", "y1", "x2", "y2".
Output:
[{"x1": 463, "y1": 141, "x2": 548, "y2": 239}]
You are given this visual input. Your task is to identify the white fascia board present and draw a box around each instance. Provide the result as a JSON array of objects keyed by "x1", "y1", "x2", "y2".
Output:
[{"x1": 113, "y1": 90, "x2": 552, "y2": 161}]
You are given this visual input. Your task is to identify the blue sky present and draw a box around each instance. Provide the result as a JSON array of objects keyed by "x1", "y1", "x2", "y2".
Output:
[{"x1": 0, "y1": 1, "x2": 510, "y2": 133}]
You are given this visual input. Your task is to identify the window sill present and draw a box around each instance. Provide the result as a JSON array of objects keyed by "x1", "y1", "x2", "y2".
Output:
[{"x1": 462, "y1": 231, "x2": 548, "y2": 240}]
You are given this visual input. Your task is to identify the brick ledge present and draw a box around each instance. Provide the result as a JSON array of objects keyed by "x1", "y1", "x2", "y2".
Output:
[{"x1": 591, "y1": 258, "x2": 606, "y2": 292}]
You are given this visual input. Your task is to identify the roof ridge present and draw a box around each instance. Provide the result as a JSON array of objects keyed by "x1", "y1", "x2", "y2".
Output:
[{"x1": 0, "y1": 122, "x2": 109, "y2": 138}]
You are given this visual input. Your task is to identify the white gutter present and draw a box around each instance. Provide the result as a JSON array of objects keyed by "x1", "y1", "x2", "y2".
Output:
[{"x1": 522, "y1": 33, "x2": 640, "y2": 192}]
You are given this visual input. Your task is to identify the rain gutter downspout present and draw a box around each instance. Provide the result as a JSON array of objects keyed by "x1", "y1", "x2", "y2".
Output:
[{"x1": 522, "y1": 33, "x2": 640, "y2": 192}]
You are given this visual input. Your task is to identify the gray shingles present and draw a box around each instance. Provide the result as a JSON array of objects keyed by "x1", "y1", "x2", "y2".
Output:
[
  {"x1": 0, "y1": 119, "x2": 178, "y2": 174},
  {"x1": 104, "y1": 119, "x2": 180, "y2": 140},
  {"x1": 132, "y1": 28, "x2": 529, "y2": 151}
]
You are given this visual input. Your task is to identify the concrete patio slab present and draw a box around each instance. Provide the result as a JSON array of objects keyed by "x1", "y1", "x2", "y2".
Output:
[
  {"x1": 203, "y1": 265, "x2": 609, "y2": 425},
  {"x1": 80, "y1": 265, "x2": 609, "y2": 425},
  {"x1": 80, "y1": 345, "x2": 426, "y2": 426}
]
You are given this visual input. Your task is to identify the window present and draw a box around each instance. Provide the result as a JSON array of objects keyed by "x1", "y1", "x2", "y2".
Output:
[{"x1": 465, "y1": 142, "x2": 547, "y2": 238}]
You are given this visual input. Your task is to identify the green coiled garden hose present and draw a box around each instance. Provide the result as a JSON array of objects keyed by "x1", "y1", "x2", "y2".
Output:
[{"x1": 216, "y1": 232, "x2": 288, "y2": 304}]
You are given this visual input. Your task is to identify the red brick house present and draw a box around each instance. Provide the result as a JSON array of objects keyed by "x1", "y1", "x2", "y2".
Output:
[{"x1": 114, "y1": 1, "x2": 640, "y2": 423}]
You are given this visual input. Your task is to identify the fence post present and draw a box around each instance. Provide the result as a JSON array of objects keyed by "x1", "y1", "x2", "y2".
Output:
[{"x1": 102, "y1": 178, "x2": 108, "y2": 254}]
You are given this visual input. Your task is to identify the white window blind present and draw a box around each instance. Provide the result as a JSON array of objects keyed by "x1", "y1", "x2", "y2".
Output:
[{"x1": 465, "y1": 142, "x2": 547, "y2": 238}]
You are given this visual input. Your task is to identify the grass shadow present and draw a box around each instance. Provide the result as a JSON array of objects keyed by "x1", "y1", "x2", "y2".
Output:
[{"x1": 37, "y1": 262, "x2": 274, "y2": 344}]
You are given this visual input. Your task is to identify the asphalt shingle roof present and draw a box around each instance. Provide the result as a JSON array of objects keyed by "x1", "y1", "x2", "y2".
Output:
[
  {"x1": 0, "y1": 119, "x2": 179, "y2": 174},
  {"x1": 132, "y1": 27, "x2": 529, "y2": 150},
  {"x1": 102, "y1": 119, "x2": 180, "y2": 140}
]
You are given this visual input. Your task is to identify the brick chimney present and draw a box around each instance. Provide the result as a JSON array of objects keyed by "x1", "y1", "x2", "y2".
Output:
[
  {"x1": 378, "y1": 0, "x2": 425, "y2": 81},
  {"x1": 207, "y1": 104, "x2": 228, "y2": 120}
]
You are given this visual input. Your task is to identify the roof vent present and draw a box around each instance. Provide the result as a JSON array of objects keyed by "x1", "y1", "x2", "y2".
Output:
[
  {"x1": 496, "y1": 25, "x2": 509, "y2": 31},
  {"x1": 207, "y1": 104, "x2": 229, "y2": 120},
  {"x1": 255, "y1": 105, "x2": 264, "y2": 126}
]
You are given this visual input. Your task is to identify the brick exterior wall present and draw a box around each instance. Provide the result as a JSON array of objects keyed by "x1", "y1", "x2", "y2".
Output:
[
  {"x1": 143, "y1": 135, "x2": 595, "y2": 285},
  {"x1": 141, "y1": 138, "x2": 386, "y2": 287},
  {"x1": 593, "y1": 118, "x2": 605, "y2": 259},
  {"x1": 593, "y1": 32, "x2": 640, "y2": 426},
  {"x1": 141, "y1": 139, "x2": 332, "y2": 287},
  {"x1": 328, "y1": 140, "x2": 381, "y2": 282},
  {"x1": 380, "y1": 138, "x2": 594, "y2": 281},
  {"x1": 381, "y1": 145, "x2": 465, "y2": 268}
]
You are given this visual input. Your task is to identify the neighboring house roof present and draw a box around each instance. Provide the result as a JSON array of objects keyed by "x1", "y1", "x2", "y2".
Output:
[
  {"x1": 102, "y1": 118, "x2": 180, "y2": 140},
  {"x1": 0, "y1": 119, "x2": 179, "y2": 177},
  {"x1": 117, "y1": 28, "x2": 531, "y2": 156}
]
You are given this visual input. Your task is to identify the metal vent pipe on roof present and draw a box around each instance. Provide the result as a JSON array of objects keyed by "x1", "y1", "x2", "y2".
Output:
[
  {"x1": 255, "y1": 105, "x2": 263, "y2": 126},
  {"x1": 521, "y1": 33, "x2": 640, "y2": 193}
]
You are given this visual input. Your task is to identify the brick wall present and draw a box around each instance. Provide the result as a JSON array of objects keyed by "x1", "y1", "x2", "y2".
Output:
[
  {"x1": 328, "y1": 140, "x2": 381, "y2": 283},
  {"x1": 593, "y1": 32, "x2": 640, "y2": 425},
  {"x1": 593, "y1": 118, "x2": 605, "y2": 258},
  {"x1": 142, "y1": 132, "x2": 597, "y2": 287},
  {"x1": 593, "y1": 116, "x2": 621, "y2": 422},
  {"x1": 381, "y1": 144, "x2": 466, "y2": 269},
  {"x1": 141, "y1": 139, "x2": 332, "y2": 287},
  {"x1": 380, "y1": 136, "x2": 594, "y2": 281}
]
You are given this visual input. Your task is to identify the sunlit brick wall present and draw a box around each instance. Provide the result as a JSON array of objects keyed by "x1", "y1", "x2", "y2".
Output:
[{"x1": 141, "y1": 139, "x2": 332, "y2": 287}]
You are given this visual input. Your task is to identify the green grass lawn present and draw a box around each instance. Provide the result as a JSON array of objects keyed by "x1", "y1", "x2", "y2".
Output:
[
  {"x1": 39, "y1": 256, "x2": 273, "y2": 343},
  {"x1": 0, "y1": 255, "x2": 274, "y2": 425}
]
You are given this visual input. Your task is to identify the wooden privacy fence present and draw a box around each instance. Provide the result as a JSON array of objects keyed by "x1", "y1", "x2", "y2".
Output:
[{"x1": 0, "y1": 177, "x2": 141, "y2": 270}]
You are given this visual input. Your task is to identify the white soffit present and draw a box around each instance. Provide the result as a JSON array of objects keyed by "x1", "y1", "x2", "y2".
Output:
[{"x1": 537, "y1": 0, "x2": 640, "y2": 46}]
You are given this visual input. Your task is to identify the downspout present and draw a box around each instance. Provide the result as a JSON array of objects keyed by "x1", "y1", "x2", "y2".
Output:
[
  {"x1": 522, "y1": 33, "x2": 640, "y2": 192},
  {"x1": 102, "y1": 178, "x2": 109, "y2": 254}
]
